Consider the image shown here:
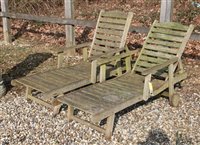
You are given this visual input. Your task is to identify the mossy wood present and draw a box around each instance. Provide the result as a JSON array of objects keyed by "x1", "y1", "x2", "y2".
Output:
[
  {"x1": 57, "y1": 20, "x2": 194, "y2": 139},
  {"x1": 12, "y1": 10, "x2": 133, "y2": 110}
]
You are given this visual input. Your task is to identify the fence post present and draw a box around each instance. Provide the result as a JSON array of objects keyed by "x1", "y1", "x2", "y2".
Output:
[
  {"x1": 1, "y1": 0, "x2": 11, "y2": 43},
  {"x1": 64, "y1": 0, "x2": 75, "y2": 55},
  {"x1": 160, "y1": 0, "x2": 174, "y2": 22}
]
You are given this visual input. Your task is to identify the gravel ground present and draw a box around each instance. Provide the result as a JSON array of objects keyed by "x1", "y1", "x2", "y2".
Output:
[{"x1": 0, "y1": 61, "x2": 200, "y2": 145}]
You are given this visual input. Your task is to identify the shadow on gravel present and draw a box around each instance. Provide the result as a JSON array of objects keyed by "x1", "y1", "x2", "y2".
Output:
[
  {"x1": 137, "y1": 129, "x2": 193, "y2": 145},
  {"x1": 138, "y1": 129, "x2": 170, "y2": 145},
  {"x1": 2, "y1": 52, "x2": 52, "y2": 91},
  {"x1": 111, "y1": 95, "x2": 161, "y2": 131}
]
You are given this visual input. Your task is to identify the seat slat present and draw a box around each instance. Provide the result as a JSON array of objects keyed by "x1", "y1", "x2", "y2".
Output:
[
  {"x1": 99, "y1": 17, "x2": 127, "y2": 25},
  {"x1": 144, "y1": 44, "x2": 178, "y2": 54},
  {"x1": 151, "y1": 27, "x2": 187, "y2": 37},
  {"x1": 93, "y1": 45, "x2": 111, "y2": 52},
  {"x1": 134, "y1": 66, "x2": 147, "y2": 72},
  {"x1": 149, "y1": 33, "x2": 184, "y2": 42},
  {"x1": 140, "y1": 55, "x2": 166, "y2": 64},
  {"x1": 101, "y1": 11, "x2": 128, "y2": 19},
  {"x1": 17, "y1": 78, "x2": 49, "y2": 92},
  {"x1": 94, "y1": 39, "x2": 120, "y2": 48},
  {"x1": 31, "y1": 75, "x2": 60, "y2": 89},
  {"x1": 146, "y1": 39, "x2": 181, "y2": 48},
  {"x1": 95, "y1": 33, "x2": 121, "y2": 42},
  {"x1": 98, "y1": 22, "x2": 125, "y2": 30},
  {"x1": 154, "y1": 22, "x2": 189, "y2": 31},
  {"x1": 20, "y1": 76, "x2": 54, "y2": 92},
  {"x1": 105, "y1": 81, "x2": 143, "y2": 94},
  {"x1": 58, "y1": 69, "x2": 89, "y2": 79},
  {"x1": 39, "y1": 72, "x2": 69, "y2": 86},
  {"x1": 60, "y1": 94, "x2": 102, "y2": 114},
  {"x1": 137, "y1": 60, "x2": 157, "y2": 68},
  {"x1": 96, "y1": 28, "x2": 123, "y2": 36},
  {"x1": 142, "y1": 49, "x2": 176, "y2": 59}
]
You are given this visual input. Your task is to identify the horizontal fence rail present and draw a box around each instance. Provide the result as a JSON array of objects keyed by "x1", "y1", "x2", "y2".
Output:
[{"x1": 0, "y1": 12, "x2": 199, "y2": 40}]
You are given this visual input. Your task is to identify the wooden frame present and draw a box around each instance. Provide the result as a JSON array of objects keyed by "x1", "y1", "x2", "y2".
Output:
[
  {"x1": 12, "y1": 10, "x2": 134, "y2": 112},
  {"x1": 56, "y1": 21, "x2": 194, "y2": 139}
]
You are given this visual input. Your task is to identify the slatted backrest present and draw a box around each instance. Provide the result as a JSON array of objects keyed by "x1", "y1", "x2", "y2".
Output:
[
  {"x1": 88, "y1": 10, "x2": 133, "y2": 57},
  {"x1": 132, "y1": 20, "x2": 194, "y2": 75}
]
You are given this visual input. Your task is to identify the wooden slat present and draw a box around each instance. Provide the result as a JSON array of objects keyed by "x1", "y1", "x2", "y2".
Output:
[
  {"x1": 99, "y1": 17, "x2": 127, "y2": 25},
  {"x1": 98, "y1": 22, "x2": 125, "y2": 30},
  {"x1": 43, "y1": 79, "x2": 91, "y2": 100},
  {"x1": 92, "y1": 94, "x2": 142, "y2": 122},
  {"x1": 144, "y1": 44, "x2": 178, "y2": 54},
  {"x1": 101, "y1": 11, "x2": 128, "y2": 19},
  {"x1": 51, "y1": 70, "x2": 87, "y2": 83},
  {"x1": 154, "y1": 22, "x2": 189, "y2": 31},
  {"x1": 90, "y1": 84, "x2": 129, "y2": 98},
  {"x1": 31, "y1": 75, "x2": 59, "y2": 89},
  {"x1": 17, "y1": 78, "x2": 50, "y2": 92},
  {"x1": 134, "y1": 66, "x2": 147, "y2": 72},
  {"x1": 94, "y1": 39, "x2": 120, "y2": 48},
  {"x1": 137, "y1": 60, "x2": 157, "y2": 68},
  {"x1": 63, "y1": 63, "x2": 91, "y2": 76},
  {"x1": 149, "y1": 33, "x2": 184, "y2": 42},
  {"x1": 99, "y1": 83, "x2": 134, "y2": 95},
  {"x1": 62, "y1": 93, "x2": 106, "y2": 114},
  {"x1": 92, "y1": 44, "x2": 111, "y2": 52},
  {"x1": 73, "y1": 92, "x2": 108, "y2": 108},
  {"x1": 140, "y1": 55, "x2": 167, "y2": 64},
  {"x1": 104, "y1": 82, "x2": 143, "y2": 95},
  {"x1": 151, "y1": 27, "x2": 186, "y2": 37},
  {"x1": 142, "y1": 49, "x2": 175, "y2": 59},
  {"x1": 146, "y1": 39, "x2": 181, "y2": 48},
  {"x1": 95, "y1": 33, "x2": 121, "y2": 42},
  {"x1": 79, "y1": 89, "x2": 113, "y2": 104},
  {"x1": 59, "y1": 68, "x2": 89, "y2": 79},
  {"x1": 96, "y1": 28, "x2": 123, "y2": 36},
  {"x1": 38, "y1": 72, "x2": 68, "y2": 86},
  {"x1": 55, "y1": 69, "x2": 86, "y2": 81}
]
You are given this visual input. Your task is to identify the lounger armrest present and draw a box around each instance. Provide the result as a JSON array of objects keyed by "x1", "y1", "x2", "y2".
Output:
[
  {"x1": 141, "y1": 57, "x2": 179, "y2": 75},
  {"x1": 96, "y1": 49, "x2": 138, "y2": 65},
  {"x1": 57, "y1": 42, "x2": 92, "y2": 54}
]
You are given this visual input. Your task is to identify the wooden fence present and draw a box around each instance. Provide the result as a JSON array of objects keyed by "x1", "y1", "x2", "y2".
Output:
[{"x1": 0, "y1": 0, "x2": 199, "y2": 50}]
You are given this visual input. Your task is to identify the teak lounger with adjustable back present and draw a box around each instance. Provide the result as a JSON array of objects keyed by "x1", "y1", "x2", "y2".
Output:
[
  {"x1": 12, "y1": 10, "x2": 134, "y2": 111},
  {"x1": 56, "y1": 20, "x2": 194, "y2": 139}
]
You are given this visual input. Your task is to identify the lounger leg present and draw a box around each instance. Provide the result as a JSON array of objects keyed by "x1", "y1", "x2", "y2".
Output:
[
  {"x1": 116, "y1": 59, "x2": 122, "y2": 76},
  {"x1": 52, "y1": 99, "x2": 62, "y2": 117},
  {"x1": 25, "y1": 86, "x2": 32, "y2": 99},
  {"x1": 105, "y1": 114, "x2": 115, "y2": 140},
  {"x1": 169, "y1": 64, "x2": 174, "y2": 102},
  {"x1": 67, "y1": 105, "x2": 74, "y2": 122},
  {"x1": 169, "y1": 64, "x2": 180, "y2": 107}
]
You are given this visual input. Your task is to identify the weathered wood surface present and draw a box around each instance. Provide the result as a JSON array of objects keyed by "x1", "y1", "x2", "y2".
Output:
[
  {"x1": 89, "y1": 10, "x2": 133, "y2": 57},
  {"x1": 56, "y1": 21, "x2": 194, "y2": 139},
  {"x1": 58, "y1": 74, "x2": 144, "y2": 119},
  {"x1": 15, "y1": 62, "x2": 91, "y2": 94},
  {"x1": 132, "y1": 20, "x2": 194, "y2": 76},
  {"x1": 13, "y1": 10, "x2": 134, "y2": 110}
]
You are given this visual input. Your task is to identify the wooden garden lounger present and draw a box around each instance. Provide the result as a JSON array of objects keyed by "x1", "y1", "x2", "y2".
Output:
[
  {"x1": 56, "y1": 20, "x2": 194, "y2": 139},
  {"x1": 12, "y1": 10, "x2": 133, "y2": 111}
]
